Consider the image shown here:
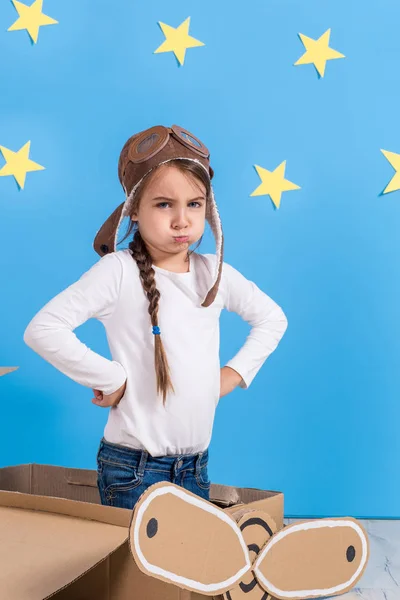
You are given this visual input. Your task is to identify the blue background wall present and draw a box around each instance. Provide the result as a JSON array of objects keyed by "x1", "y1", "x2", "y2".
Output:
[{"x1": 1, "y1": 0, "x2": 399, "y2": 518}]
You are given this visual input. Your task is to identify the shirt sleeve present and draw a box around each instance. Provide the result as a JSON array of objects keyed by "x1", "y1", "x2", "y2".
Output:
[
  {"x1": 23, "y1": 252, "x2": 127, "y2": 395},
  {"x1": 222, "y1": 261, "x2": 288, "y2": 389}
]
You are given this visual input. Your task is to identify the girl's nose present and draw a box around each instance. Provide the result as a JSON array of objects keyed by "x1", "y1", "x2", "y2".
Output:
[{"x1": 172, "y1": 210, "x2": 190, "y2": 228}]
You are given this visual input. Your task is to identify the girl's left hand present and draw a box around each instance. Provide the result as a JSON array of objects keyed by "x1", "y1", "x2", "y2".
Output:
[
  {"x1": 91, "y1": 380, "x2": 127, "y2": 408},
  {"x1": 220, "y1": 366, "x2": 243, "y2": 398}
]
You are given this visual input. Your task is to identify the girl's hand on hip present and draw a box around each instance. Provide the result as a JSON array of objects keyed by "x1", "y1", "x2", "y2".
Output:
[
  {"x1": 219, "y1": 366, "x2": 243, "y2": 398},
  {"x1": 91, "y1": 380, "x2": 127, "y2": 408}
]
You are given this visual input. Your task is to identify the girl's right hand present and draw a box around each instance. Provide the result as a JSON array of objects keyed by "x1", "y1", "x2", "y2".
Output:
[
  {"x1": 91, "y1": 380, "x2": 127, "y2": 408},
  {"x1": 219, "y1": 366, "x2": 243, "y2": 398}
]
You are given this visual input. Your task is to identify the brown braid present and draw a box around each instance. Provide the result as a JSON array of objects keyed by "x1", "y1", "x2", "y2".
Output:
[
  {"x1": 129, "y1": 230, "x2": 174, "y2": 405},
  {"x1": 119, "y1": 159, "x2": 211, "y2": 405}
]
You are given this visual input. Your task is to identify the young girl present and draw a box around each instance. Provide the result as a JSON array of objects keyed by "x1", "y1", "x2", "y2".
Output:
[{"x1": 23, "y1": 124, "x2": 288, "y2": 510}]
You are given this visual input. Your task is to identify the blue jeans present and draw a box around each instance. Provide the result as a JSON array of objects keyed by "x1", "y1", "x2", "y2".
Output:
[{"x1": 96, "y1": 438, "x2": 211, "y2": 509}]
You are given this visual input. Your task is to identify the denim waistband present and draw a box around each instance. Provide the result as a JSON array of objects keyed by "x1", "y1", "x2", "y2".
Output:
[{"x1": 97, "y1": 437, "x2": 209, "y2": 478}]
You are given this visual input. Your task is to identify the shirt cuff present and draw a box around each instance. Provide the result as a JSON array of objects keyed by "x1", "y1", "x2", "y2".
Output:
[
  {"x1": 101, "y1": 361, "x2": 127, "y2": 395},
  {"x1": 224, "y1": 361, "x2": 249, "y2": 390}
]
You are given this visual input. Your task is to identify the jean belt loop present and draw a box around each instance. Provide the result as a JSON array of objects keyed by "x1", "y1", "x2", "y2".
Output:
[
  {"x1": 137, "y1": 449, "x2": 148, "y2": 478},
  {"x1": 96, "y1": 438, "x2": 105, "y2": 462},
  {"x1": 195, "y1": 451, "x2": 203, "y2": 476}
]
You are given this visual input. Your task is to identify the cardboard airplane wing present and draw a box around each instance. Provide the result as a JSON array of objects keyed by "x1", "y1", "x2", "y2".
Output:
[{"x1": 0, "y1": 367, "x2": 18, "y2": 377}]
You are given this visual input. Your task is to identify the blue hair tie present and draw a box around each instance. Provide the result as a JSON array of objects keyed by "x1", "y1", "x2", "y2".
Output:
[{"x1": 152, "y1": 325, "x2": 161, "y2": 335}]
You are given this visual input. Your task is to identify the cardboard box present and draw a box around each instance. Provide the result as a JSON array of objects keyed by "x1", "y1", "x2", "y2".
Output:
[{"x1": 0, "y1": 464, "x2": 284, "y2": 600}]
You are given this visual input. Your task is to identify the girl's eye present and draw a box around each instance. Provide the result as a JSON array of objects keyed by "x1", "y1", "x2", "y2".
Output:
[{"x1": 156, "y1": 202, "x2": 203, "y2": 209}]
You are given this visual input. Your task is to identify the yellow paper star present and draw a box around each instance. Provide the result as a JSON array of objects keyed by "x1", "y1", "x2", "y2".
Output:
[
  {"x1": 0, "y1": 367, "x2": 19, "y2": 377},
  {"x1": 381, "y1": 149, "x2": 400, "y2": 194},
  {"x1": 250, "y1": 162, "x2": 300, "y2": 209},
  {"x1": 0, "y1": 141, "x2": 45, "y2": 189},
  {"x1": 154, "y1": 17, "x2": 204, "y2": 66},
  {"x1": 8, "y1": 0, "x2": 58, "y2": 44},
  {"x1": 294, "y1": 29, "x2": 345, "y2": 77}
]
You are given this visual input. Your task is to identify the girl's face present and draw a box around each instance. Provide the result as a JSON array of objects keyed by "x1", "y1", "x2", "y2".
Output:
[{"x1": 131, "y1": 164, "x2": 207, "y2": 265}]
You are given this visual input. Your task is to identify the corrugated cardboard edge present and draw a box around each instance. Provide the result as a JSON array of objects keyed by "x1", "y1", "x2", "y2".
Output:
[{"x1": 0, "y1": 489, "x2": 131, "y2": 527}]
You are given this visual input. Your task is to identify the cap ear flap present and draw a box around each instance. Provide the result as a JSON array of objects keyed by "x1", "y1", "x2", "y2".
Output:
[
  {"x1": 93, "y1": 202, "x2": 124, "y2": 256},
  {"x1": 253, "y1": 518, "x2": 369, "y2": 600},
  {"x1": 129, "y1": 482, "x2": 252, "y2": 596}
]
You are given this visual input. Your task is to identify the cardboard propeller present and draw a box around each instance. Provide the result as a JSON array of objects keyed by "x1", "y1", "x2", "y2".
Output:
[
  {"x1": 220, "y1": 508, "x2": 278, "y2": 600},
  {"x1": 129, "y1": 482, "x2": 369, "y2": 600}
]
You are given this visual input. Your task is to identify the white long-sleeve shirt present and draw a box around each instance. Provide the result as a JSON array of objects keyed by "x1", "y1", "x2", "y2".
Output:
[{"x1": 23, "y1": 249, "x2": 288, "y2": 456}]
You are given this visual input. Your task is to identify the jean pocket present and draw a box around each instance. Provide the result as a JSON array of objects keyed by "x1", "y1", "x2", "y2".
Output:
[
  {"x1": 195, "y1": 464, "x2": 211, "y2": 490},
  {"x1": 99, "y1": 458, "x2": 143, "y2": 499}
]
